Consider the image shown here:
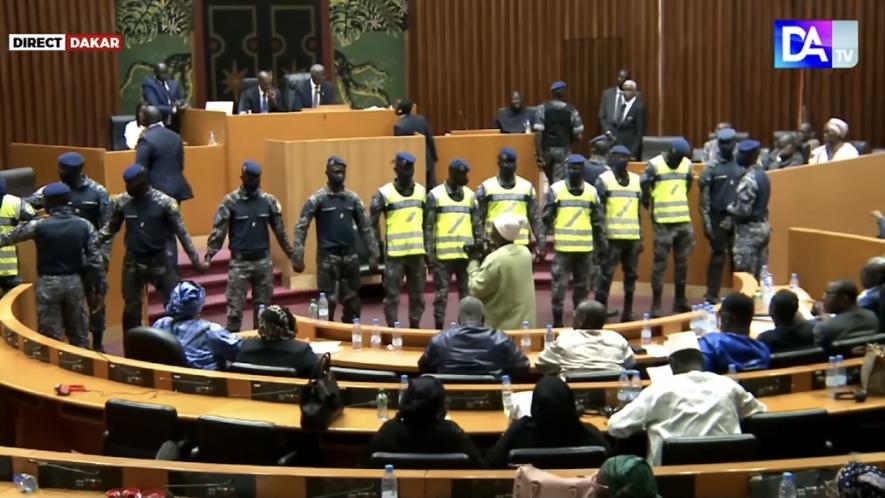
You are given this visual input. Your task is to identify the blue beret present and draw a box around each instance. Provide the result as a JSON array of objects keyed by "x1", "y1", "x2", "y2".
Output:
[
  {"x1": 610, "y1": 145, "x2": 632, "y2": 156},
  {"x1": 589, "y1": 134, "x2": 608, "y2": 144},
  {"x1": 449, "y1": 158, "x2": 470, "y2": 172},
  {"x1": 327, "y1": 156, "x2": 347, "y2": 167},
  {"x1": 395, "y1": 152, "x2": 416, "y2": 164},
  {"x1": 716, "y1": 128, "x2": 736, "y2": 141},
  {"x1": 58, "y1": 152, "x2": 84, "y2": 168},
  {"x1": 550, "y1": 81, "x2": 567, "y2": 91},
  {"x1": 671, "y1": 138, "x2": 691, "y2": 155},
  {"x1": 737, "y1": 140, "x2": 761, "y2": 153},
  {"x1": 566, "y1": 154, "x2": 586, "y2": 165},
  {"x1": 43, "y1": 182, "x2": 71, "y2": 198},
  {"x1": 242, "y1": 160, "x2": 262, "y2": 175},
  {"x1": 499, "y1": 147, "x2": 517, "y2": 161},
  {"x1": 122, "y1": 164, "x2": 145, "y2": 183}
]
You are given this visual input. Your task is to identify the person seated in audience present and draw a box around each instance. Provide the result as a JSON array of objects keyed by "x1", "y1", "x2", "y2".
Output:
[
  {"x1": 859, "y1": 257, "x2": 885, "y2": 315},
  {"x1": 493, "y1": 91, "x2": 534, "y2": 133},
  {"x1": 485, "y1": 376, "x2": 609, "y2": 468},
  {"x1": 797, "y1": 121, "x2": 820, "y2": 163},
  {"x1": 607, "y1": 332, "x2": 767, "y2": 465},
  {"x1": 701, "y1": 121, "x2": 733, "y2": 163},
  {"x1": 590, "y1": 455, "x2": 659, "y2": 498},
  {"x1": 699, "y1": 293, "x2": 771, "y2": 372},
  {"x1": 763, "y1": 132, "x2": 806, "y2": 170},
  {"x1": 757, "y1": 289, "x2": 815, "y2": 353},
  {"x1": 123, "y1": 101, "x2": 148, "y2": 150},
  {"x1": 235, "y1": 305, "x2": 318, "y2": 376},
  {"x1": 363, "y1": 376, "x2": 482, "y2": 467},
  {"x1": 152, "y1": 281, "x2": 242, "y2": 370},
  {"x1": 814, "y1": 279, "x2": 879, "y2": 350},
  {"x1": 418, "y1": 296, "x2": 529, "y2": 379},
  {"x1": 809, "y1": 118, "x2": 859, "y2": 164},
  {"x1": 536, "y1": 300, "x2": 635, "y2": 374},
  {"x1": 836, "y1": 462, "x2": 885, "y2": 498}
]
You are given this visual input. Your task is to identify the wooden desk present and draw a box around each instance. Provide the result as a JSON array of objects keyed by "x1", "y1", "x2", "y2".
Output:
[{"x1": 788, "y1": 228, "x2": 885, "y2": 300}]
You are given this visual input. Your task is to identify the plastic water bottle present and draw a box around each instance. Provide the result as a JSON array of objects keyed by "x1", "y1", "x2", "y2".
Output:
[
  {"x1": 371, "y1": 318, "x2": 382, "y2": 348},
  {"x1": 617, "y1": 371, "x2": 630, "y2": 407},
  {"x1": 392, "y1": 321, "x2": 403, "y2": 352},
  {"x1": 399, "y1": 375, "x2": 408, "y2": 404},
  {"x1": 308, "y1": 298, "x2": 318, "y2": 319},
  {"x1": 690, "y1": 305, "x2": 701, "y2": 335},
  {"x1": 351, "y1": 318, "x2": 363, "y2": 351},
  {"x1": 208, "y1": 131, "x2": 217, "y2": 146},
  {"x1": 317, "y1": 293, "x2": 329, "y2": 322},
  {"x1": 629, "y1": 370, "x2": 642, "y2": 401},
  {"x1": 727, "y1": 363, "x2": 738, "y2": 378},
  {"x1": 762, "y1": 271, "x2": 774, "y2": 308},
  {"x1": 377, "y1": 389, "x2": 389, "y2": 421},
  {"x1": 641, "y1": 313, "x2": 652, "y2": 345},
  {"x1": 524, "y1": 120, "x2": 531, "y2": 134},
  {"x1": 501, "y1": 375, "x2": 513, "y2": 417},
  {"x1": 835, "y1": 354, "x2": 847, "y2": 387},
  {"x1": 544, "y1": 324, "x2": 555, "y2": 348},
  {"x1": 825, "y1": 356, "x2": 837, "y2": 390},
  {"x1": 13, "y1": 474, "x2": 37, "y2": 493},
  {"x1": 381, "y1": 464, "x2": 398, "y2": 498},
  {"x1": 521, "y1": 320, "x2": 532, "y2": 352},
  {"x1": 705, "y1": 303, "x2": 717, "y2": 333},
  {"x1": 778, "y1": 471, "x2": 797, "y2": 498},
  {"x1": 789, "y1": 273, "x2": 800, "y2": 290}
]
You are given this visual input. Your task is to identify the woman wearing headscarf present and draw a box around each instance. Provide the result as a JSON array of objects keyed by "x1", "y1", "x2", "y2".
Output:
[
  {"x1": 485, "y1": 376, "x2": 609, "y2": 468},
  {"x1": 837, "y1": 462, "x2": 885, "y2": 498},
  {"x1": 152, "y1": 281, "x2": 242, "y2": 370},
  {"x1": 590, "y1": 455, "x2": 659, "y2": 498},
  {"x1": 363, "y1": 376, "x2": 482, "y2": 467},
  {"x1": 809, "y1": 117, "x2": 859, "y2": 164},
  {"x1": 235, "y1": 305, "x2": 318, "y2": 376}
]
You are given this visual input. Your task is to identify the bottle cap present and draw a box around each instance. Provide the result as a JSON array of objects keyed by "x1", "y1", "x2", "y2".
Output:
[
  {"x1": 401, "y1": 375, "x2": 408, "y2": 382},
  {"x1": 353, "y1": 318, "x2": 360, "y2": 324},
  {"x1": 319, "y1": 292, "x2": 326, "y2": 297},
  {"x1": 385, "y1": 464, "x2": 394, "y2": 471},
  {"x1": 502, "y1": 375, "x2": 511, "y2": 382}
]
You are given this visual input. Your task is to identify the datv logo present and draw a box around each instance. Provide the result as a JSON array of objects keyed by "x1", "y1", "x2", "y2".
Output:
[{"x1": 774, "y1": 20, "x2": 858, "y2": 69}]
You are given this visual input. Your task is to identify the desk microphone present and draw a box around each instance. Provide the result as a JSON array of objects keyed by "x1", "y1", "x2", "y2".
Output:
[
  {"x1": 27, "y1": 459, "x2": 100, "y2": 475},
  {"x1": 457, "y1": 109, "x2": 468, "y2": 130}
]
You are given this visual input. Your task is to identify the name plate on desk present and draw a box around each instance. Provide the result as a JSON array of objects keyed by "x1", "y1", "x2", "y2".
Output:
[
  {"x1": 108, "y1": 363, "x2": 154, "y2": 387},
  {"x1": 451, "y1": 478, "x2": 513, "y2": 498},
  {"x1": 168, "y1": 471, "x2": 255, "y2": 498},
  {"x1": 739, "y1": 375, "x2": 793, "y2": 397},
  {"x1": 57, "y1": 350, "x2": 94, "y2": 375},
  {"x1": 812, "y1": 366, "x2": 862, "y2": 390},
  {"x1": 22, "y1": 338, "x2": 49, "y2": 363},
  {"x1": 446, "y1": 390, "x2": 503, "y2": 411},
  {"x1": 250, "y1": 381, "x2": 301, "y2": 403},
  {"x1": 2, "y1": 328, "x2": 18, "y2": 349},
  {"x1": 171, "y1": 373, "x2": 228, "y2": 396},
  {"x1": 572, "y1": 388, "x2": 608, "y2": 410},
  {"x1": 36, "y1": 461, "x2": 122, "y2": 491},
  {"x1": 306, "y1": 477, "x2": 378, "y2": 498}
]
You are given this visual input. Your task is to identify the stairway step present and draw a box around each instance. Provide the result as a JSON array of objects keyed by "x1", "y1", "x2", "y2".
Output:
[
  {"x1": 147, "y1": 269, "x2": 283, "y2": 302},
  {"x1": 147, "y1": 286, "x2": 307, "y2": 321}
]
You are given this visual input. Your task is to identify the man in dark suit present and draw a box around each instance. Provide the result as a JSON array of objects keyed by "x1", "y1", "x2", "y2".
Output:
[
  {"x1": 142, "y1": 62, "x2": 187, "y2": 130},
  {"x1": 608, "y1": 80, "x2": 646, "y2": 159},
  {"x1": 393, "y1": 99, "x2": 438, "y2": 188},
  {"x1": 598, "y1": 68, "x2": 631, "y2": 135},
  {"x1": 293, "y1": 64, "x2": 337, "y2": 110},
  {"x1": 493, "y1": 91, "x2": 534, "y2": 133},
  {"x1": 238, "y1": 71, "x2": 283, "y2": 114}
]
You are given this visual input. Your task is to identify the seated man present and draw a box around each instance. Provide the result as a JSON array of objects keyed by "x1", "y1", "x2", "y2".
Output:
[
  {"x1": 237, "y1": 70, "x2": 283, "y2": 114},
  {"x1": 235, "y1": 305, "x2": 318, "y2": 376},
  {"x1": 858, "y1": 257, "x2": 885, "y2": 315},
  {"x1": 814, "y1": 279, "x2": 880, "y2": 350},
  {"x1": 763, "y1": 132, "x2": 805, "y2": 170},
  {"x1": 699, "y1": 293, "x2": 771, "y2": 372},
  {"x1": 757, "y1": 289, "x2": 815, "y2": 353},
  {"x1": 418, "y1": 296, "x2": 529, "y2": 379},
  {"x1": 536, "y1": 300, "x2": 635, "y2": 374},
  {"x1": 152, "y1": 281, "x2": 242, "y2": 370},
  {"x1": 608, "y1": 332, "x2": 767, "y2": 465}
]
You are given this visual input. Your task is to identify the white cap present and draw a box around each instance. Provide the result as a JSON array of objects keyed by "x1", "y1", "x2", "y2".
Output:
[
  {"x1": 493, "y1": 213, "x2": 527, "y2": 242},
  {"x1": 665, "y1": 331, "x2": 701, "y2": 356}
]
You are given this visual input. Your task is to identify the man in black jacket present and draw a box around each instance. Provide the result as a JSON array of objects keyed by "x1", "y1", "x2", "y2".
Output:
[
  {"x1": 237, "y1": 71, "x2": 283, "y2": 114},
  {"x1": 418, "y1": 296, "x2": 529, "y2": 378},
  {"x1": 292, "y1": 64, "x2": 337, "y2": 110},
  {"x1": 235, "y1": 305, "x2": 318, "y2": 376},
  {"x1": 757, "y1": 290, "x2": 814, "y2": 353},
  {"x1": 394, "y1": 99, "x2": 438, "y2": 188},
  {"x1": 607, "y1": 80, "x2": 646, "y2": 159}
]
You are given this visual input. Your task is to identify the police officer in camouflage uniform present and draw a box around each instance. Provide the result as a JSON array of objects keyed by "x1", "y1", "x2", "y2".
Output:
[
  {"x1": 293, "y1": 156, "x2": 379, "y2": 323},
  {"x1": 424, "y1": 158, "x2": 481, "y2": 329},
  {"x1": 534, "y1": 81, "x2": 584, "y2": 184},
  {"x1": 540, "y1": 154, "x2": 607, "y2": 327},
  {"x1": 699, "y1": 128, "x2": 742, "y2": 304},
  {"x1": 27, "y1": 152, "x2": 110, "y2": 350},
  {"x1": 370, "y1": 152, "x2": 427, "y2": 328},
  {"x1": 205, "y1": 160, "x2": 294, "y2": 332},
  {"x1": 476, "y1": 147, "x2": 541, "y2": 250},
  {"x1": 0, "y1": 183, "x2": 101, "y2": 348},
  {"x1": 641, "y1": 137, "x2": 694, "y2": 317},
  {"x1": 728, "y1": 140, "x2": 771, "y2": 281},
  {"x1": 0, "y1": 178, "x2": 35, "y2": 295},
  {"x1": 98, "y1": 165, "x2": 207, "y2": 332}
]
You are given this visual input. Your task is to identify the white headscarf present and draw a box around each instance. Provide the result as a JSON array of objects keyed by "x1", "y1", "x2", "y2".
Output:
[
  {"x1": 493, "y1": 213, "x2": 527, "y2": 242},
  {"x1": 825, "y1": 118, "x2": 849, "y2": 138}
]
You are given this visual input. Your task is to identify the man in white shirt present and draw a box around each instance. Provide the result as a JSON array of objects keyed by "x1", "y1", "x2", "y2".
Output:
[
  {"x1": 536, "y1": 300, "x2": 635, "y2": 374},
  {"x1": 607, "y1": 332, "x2": 767, "y2": 465}
]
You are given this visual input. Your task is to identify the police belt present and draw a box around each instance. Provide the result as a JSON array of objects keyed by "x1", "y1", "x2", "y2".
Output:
[
  {"x1": 232, "y1": 250, "x2": 269, "y2": 261},
  {"x1": 319, "y1": 246, "x2": 355, "y2": 256}
]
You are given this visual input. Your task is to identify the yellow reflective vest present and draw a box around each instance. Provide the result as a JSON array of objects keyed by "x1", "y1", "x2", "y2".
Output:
[
  {"x1": 650, "y1": 155, "x2": 692, "y2": 224},
  {"x1": 600, "y1": 170, "x2": 641, "y2": 240},
  {"x1": 430, "y1": 184, "x2": 475, "y2": 260},
  {"x1": 0, "y1": 195, "x2": 22, "y2": 277},
  {"x1": 551, "y1": 180, "x2": 598, "y2": 253},
  {"x1": 482, "y1": 176, "x2": 533, "y2": 245},
  {"x1": 379, "y1": 182, "x2": 426, "y2": 257}
]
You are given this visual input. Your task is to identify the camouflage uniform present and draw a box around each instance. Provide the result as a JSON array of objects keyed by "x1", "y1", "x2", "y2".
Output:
[
  {"x1": 728, "y1": 167, "x2": 771, "y2": 280},
  {"x1": 650, "y1": 222, "x2": 695, "y2": 291},
  {"x1": 293, "y1": 186, "x2": 379, "y2": 324},
  {"x1": 698, "y1": 158, "x2": 742, "y2": 303},
  {"x1": 0, "y1": 206, "x2": 101, "y2": 348},
  {"x1": 534, "y1": 101, "x2": 584, "y2": 183},
  {"x1": 99, "y1": 188, "x2": 201, "y2": 332},
  {"x1": 206, "y1": 187, "x2": 294, "y2": 332}
]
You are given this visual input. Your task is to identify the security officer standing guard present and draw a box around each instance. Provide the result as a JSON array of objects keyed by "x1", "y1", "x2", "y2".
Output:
[
  {"x1": 370, "y1": 152, "x2": 427, "y2": 328},
  {"x1": 0, "y1": 183, "x2": 101, "y2": 348},
  {"x1": 595, "y1": 145, "x2": 643, "y2": 322},
  {"x1": 699, "y1": 128, "x2": 742, "y2": 304},
  {"x1": 534, "y1": 81, "x2": 584, "y2": 183},
  {"x1": 0, "y1": 178, "x2": 35, "y2": 295},
  {"x1": 293, "y1": 156, "x2": 379, "y2": 323},
  {"x1": 424, "y1": 159, "x2": 481, "y2": 329},
  {"x1": 728, "y1": 141, "x2": 771, "y2": 280},
  {"x1": 539, "y1": 154, "x2": 607, "y2": 327},
  {"x1": 205, "y1": 160, "x2": 294, "y2": 332},
  {"x1": 476, "y1": 147, "x2": 541, "y2": 250},
  {"x1": 642, "y1": 137, "x2": 694, "y2": 317},
  {"x1": 99, "y1": 165, "x2": 207, "y2": 331}
]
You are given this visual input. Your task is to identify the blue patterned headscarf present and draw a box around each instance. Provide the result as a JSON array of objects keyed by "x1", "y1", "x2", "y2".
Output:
[
  {"x1": 838, "y1": 462, "x2": 885, "y2": 498},
  {"x1": 165, "y1": 281, "x2": 206, "y2": 320}
]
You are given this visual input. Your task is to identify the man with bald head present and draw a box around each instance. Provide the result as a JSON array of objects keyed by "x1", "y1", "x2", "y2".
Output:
[
  {"x1": 418, "y1": 296, "x2": 529, "y2": 378},
  {"x1": 238, "y1": 70, "x2": 282, "y2": 114},
  {"x1": 537, "y1": 300, "x2": 635, "y2": 374},
  {"x1": 142, "y1": 62, "x2": 187, "y2": 129},
  {"x1": 814, "y1": 279, "x2": 879, "y2": 350},
  {"x1": 607, "y1": 79, "x2": 646, "y2": 159},
  {"x1": 494, "y1": 91, "x2": 534, "y2": 133},
  {"x1": 294, "y1": 63, "x2": 337, "y2": 110}
]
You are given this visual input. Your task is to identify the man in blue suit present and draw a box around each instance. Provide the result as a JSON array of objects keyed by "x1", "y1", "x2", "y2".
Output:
[
  {"x1": 292, "y1": 64, "x2": 337, "y2": 110},
  {"x1": 142, "y1": 62, "x2": 187, "y2": 130}
]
